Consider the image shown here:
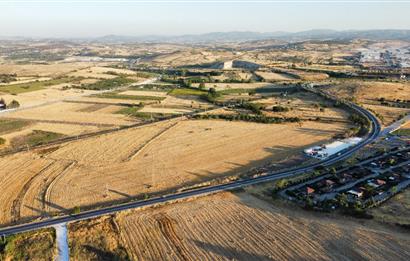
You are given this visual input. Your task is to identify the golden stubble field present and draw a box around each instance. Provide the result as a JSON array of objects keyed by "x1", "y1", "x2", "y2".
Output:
[
  {"x1": 70, "y1": 192, "x2": 410, "y2": 261},
  {"x1": 0, "y1": 117, "x2": 348, "y2": 226}
]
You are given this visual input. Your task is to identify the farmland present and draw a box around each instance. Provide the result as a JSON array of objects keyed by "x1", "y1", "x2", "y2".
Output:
[
  {"x1": 1, "y1": 36, "x2": 410, "y2": 259},
  {"x1": 0, "y1": 117, "x2": 349, "y2": 225},
  {"x1": 66, "y1": 192, "x2": 410, "y2": 260}
]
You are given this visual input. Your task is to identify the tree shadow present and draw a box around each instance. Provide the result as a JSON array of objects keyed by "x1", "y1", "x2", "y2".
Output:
[{"x1": 108, "y1": 189, "x2": 132, "y2": 199}]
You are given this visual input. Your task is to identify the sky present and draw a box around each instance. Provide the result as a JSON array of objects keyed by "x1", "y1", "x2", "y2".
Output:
[{"x1": 1, "y1": 0, "x2": 410, "y2": 37}]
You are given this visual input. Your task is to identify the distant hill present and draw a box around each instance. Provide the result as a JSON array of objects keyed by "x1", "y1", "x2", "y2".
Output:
[
  {"x1": 2, "y1": 30, "x2": 410, "y2": 43},
  {"x1": 92, "y1": 30, "x2": 410, "y2": 43}
]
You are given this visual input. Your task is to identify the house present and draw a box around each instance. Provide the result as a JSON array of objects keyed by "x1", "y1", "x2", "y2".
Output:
[
  {"x1": 347, "y1": 189, "x2": 363, "y2": 198},
  {"x1": 325, "y1": 179, "x2": 335, "y2": 187},
  {"x1": 367, "y1": 179, "x2": 385, "y2": 188},
  {"x1": 376, "y1": 179, "x2": 386, "y2": 186},
  {"x1": 306, "y1": 187, "x2": 315, "y2": 195}
]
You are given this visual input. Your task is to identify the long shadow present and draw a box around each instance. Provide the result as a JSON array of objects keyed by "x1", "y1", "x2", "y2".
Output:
[
  {"x1": 297, "y1": 127, "x2": 341, "y2": 135},
  {"x1": 40, "y1": 199, "x2": 68, "y2": 212},
  {"x1": 194, "y1": 240, "x2": 272, "y2": 261},
  {"x1": 24, "y1": 205, "x2": 48, "y2": 217},
  {"x1": 108, "y1": 189, "x2": 132, "y2": 199}
]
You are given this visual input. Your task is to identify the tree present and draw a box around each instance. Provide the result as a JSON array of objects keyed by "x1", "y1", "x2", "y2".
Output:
[
  {"x1": 7, "y1": 100, "x2": 20, "y2": 109},
  {"x1": 72, "y1": 206, "x2": 81, "y2": 215},
  {"x1": 198, "y1": 82, "x2": 205, "y2": 90},
  {"x1": 208, "y1": 87, "x2": 217, "y2": 96},
  {"x1": 275, "y1": 179, "x2": 288, "y2": 190},
  {"x1": 337, "y1": 193, "x2": 349, "y2": 208}
]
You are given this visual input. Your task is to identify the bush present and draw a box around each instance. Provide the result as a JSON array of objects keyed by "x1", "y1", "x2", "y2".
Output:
[
  {"x1": 72, "y1": 206, "x2": 81, "y2": 215},
  {"x1": 0, "y1": 137, "x2": 5, "y2": 145},
  {"x1": 272, "y1": 105, "x2": 289, "y2": 112},
  {"x1": 7, "y1": 100, "x2": 20, "y2": 109}
]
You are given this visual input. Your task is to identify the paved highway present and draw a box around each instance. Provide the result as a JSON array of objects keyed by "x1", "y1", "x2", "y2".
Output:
[{"x1": 0, "y1": 94, "x2": 381, "y2": 237}]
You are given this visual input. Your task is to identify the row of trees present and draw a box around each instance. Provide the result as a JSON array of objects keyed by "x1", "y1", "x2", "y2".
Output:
[{"x1": 193, "y1": 113, "x2": 301, "y2": 124}]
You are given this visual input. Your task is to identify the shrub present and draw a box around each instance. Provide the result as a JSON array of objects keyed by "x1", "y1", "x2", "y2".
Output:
[
  {"x1": 7, "y1": 100, "x2": 20, "y2": 109},
  {"x1": 72, "y1": 206, "x2": 81, "y2": 215},
  {"x1": 272, "y1": 105, "x2": 289, "y2": 112}
]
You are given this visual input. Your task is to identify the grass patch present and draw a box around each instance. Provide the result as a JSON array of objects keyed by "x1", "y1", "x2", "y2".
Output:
[
  {"x1": 129, "y1": 84, "x2": 174, "y2": 92},
  {"x1": 168, "y1": 88, "x2": 207, "y2": 96},
  {"x1": 94, "y1": 92, "x2": 165, "y2": 101},
  {"x1": 392, "y1": 128, "x2": 410, "y2": 136},
  {"x1": 218, "y1": 88, "x2": 255, "y2": 95},
  {"x1": 115, "y1": 105, "x2": 144, "y2": 117},
  {"x1": 0, "y1": 229, "x2": 55, "y2": 260},
  {"x1": 0, "y1": 77, "x2": 73, "y2": 94},
  {"x1": 11, "y1": 130, "x2": 65, "y2": 147},
  {"x1": 75, "y1": 76, "x2": 135, "y2": 90},
  {"x1": 0, "y1": 119, "x2": 30, "y2": 135},
  {"x1": 116, "y1": 107, "x2": 172, "y2": 120}
]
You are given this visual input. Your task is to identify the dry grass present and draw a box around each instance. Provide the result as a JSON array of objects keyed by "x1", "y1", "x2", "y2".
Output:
[
  {"x1": 325, "y1": 81, "x2": 410, "y2": 125},
  {"x1": 255, "y1": 71, "x2": 297, "y2": 81},
  {"x1": 67, "y1": 66, "x2": 137, "y2": 79},
  {"x1": 0, "y1": 62, "x2": 93, "y2": 77},
  {"x1": 116, "y1": 192, "x2": 410, "y2": 261},
  {"x1": 68, "y1": 216, "x2": 129, "y2": 261},
  {"x1": 370, "y1": 189, "x2": 410, "y2": 225}
]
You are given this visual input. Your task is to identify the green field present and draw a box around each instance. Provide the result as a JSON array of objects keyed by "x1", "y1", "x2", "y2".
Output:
[
  {"x1": 0, "y1": 119, "x2": 30, "y2": 135},
  {"x1": 94, "y1": 92, "x2": 165, "y2": 101},
  {"x1": 168, "y1": 88, "x2": 207, "y2": 96},
  {"x1": 11, "y1": 130, "x2": 65, "y2": 147},
  {"x1": 392, "y1": 128, "x2": 410, "y2": 136},
  {"x1": 0, "y1": 77, "x2": 73, "y2": 94},
  {"x1": 116, "y1": 106, "x2": 172, "y2": 119}
]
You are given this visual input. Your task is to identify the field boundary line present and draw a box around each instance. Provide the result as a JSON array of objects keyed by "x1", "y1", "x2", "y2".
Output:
[{"x1": 125, "y1": 121, "x2": 180, "y2": 161}]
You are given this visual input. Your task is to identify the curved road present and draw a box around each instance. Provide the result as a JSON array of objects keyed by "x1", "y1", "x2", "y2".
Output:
[{"x1": 0, "y1": 97, "x2": 381, "y2": 237}]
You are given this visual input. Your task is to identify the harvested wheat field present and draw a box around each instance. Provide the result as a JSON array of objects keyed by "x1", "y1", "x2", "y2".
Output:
[
  {"x1": 6, "y1": 101, "x2": 135, "y2": 127},
  {"x1": 67, "y1": 66, "x2": 138, "y2": 79},
  {"x1": 0, "y1": 86, "x2": 97, "y2": 107},
  {"x1": 0, "y1": 118, "x2": 348, "y2": 225},
  {"x1": 138, "y1": 106, "x2": 193, "y2": 114},
  {"x1": 0, "y1": 62, "x2": 93, "y2": 77},
  {"x1": 115, "y1": 192, "x2": 410, "y2": 261},
  {"x1": 118, "y1": 90, "x2": 168, "y2": 97},
  {"x1": 255, "y1": 71, "x2": 297, "y2": 81}
]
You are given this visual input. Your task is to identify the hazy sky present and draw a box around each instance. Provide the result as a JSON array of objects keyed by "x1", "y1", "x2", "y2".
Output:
[{"x1": 1, "y1": 0, "x2": 410, "y2": 37}]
